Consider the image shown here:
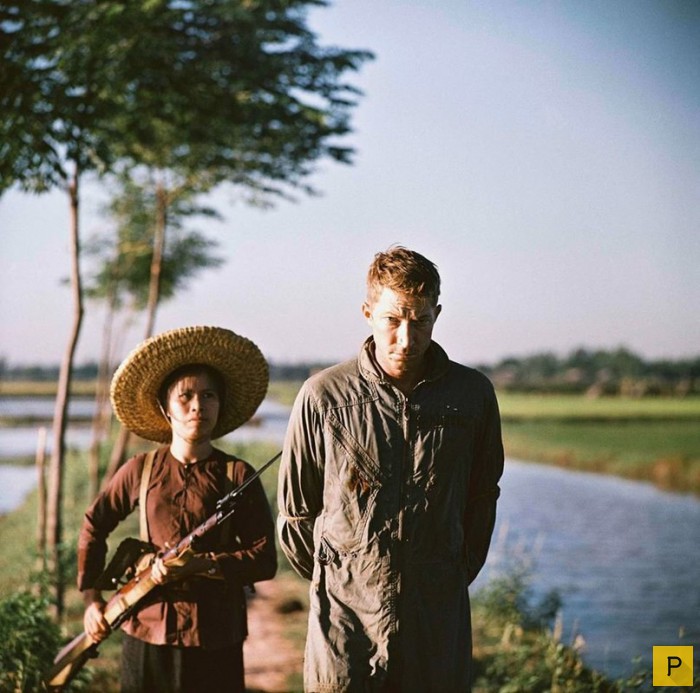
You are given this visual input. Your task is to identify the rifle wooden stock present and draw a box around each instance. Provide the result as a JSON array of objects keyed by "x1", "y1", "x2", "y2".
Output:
[
  {"x1": 45, "y1": 563, "x2": 159, "y2": 690},
  {"x1": 45, "y1": 631, "x2": 97, "y2": 690},
  {"x1": 44, "y1": 450, "x2": 281, "y2": 690}
]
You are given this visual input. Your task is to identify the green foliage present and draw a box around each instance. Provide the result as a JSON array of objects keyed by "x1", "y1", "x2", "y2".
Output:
[
  {"x1": 472, "y1": 566, "x2": 561, "y2": 632},
  {"x1": 472, "y1": 569, "x2": 651, "y2": 693},
  {"x1": 83, "y1": 174, "x2": 224, "y2": 311},
  {"x1": 1, "y1": 0, "x2": 373, "y2": 197},
  {"x1": 0, "y1": 591, "x2": 63, "y2": 692},
  {"x1": 480, "y1": 347, "x2": 700, "y2": 396}
]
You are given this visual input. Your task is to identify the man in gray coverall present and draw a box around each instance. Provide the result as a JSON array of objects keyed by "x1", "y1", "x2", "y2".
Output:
[{"x1": 277, "y1": 245, "x2": 504, "y2": 692}]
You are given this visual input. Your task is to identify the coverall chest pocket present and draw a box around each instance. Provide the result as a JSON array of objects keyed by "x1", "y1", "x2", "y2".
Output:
[
  {"x1": 414, "y1": 408, "x2": 475, "y2": 478},
  {"x1": 321, "y1": 412, "x2": 383, "y2": 552}
]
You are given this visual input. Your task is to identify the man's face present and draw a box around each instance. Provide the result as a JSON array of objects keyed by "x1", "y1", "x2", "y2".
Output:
[{"x1": 363, "y1": 286, "x2": 441, "y2": 384}]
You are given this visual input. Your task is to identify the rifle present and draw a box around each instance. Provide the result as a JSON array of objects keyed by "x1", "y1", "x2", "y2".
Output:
[{"x1": 45, "y1": 451, "x2": 281, "y2": 691}]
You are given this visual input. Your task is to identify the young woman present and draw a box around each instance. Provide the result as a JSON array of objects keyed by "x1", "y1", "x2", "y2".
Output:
[{"x1": 78, "y1": 325, "x2": 277, "y2": 693}]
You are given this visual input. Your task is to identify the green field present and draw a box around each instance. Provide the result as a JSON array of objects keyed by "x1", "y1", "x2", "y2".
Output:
[
  {"x1": 493, "y1": 393, "x2": 700, "y2": 494},
  {"x1": 497, "y1": 391, "x2": 700, "y2": 421}
]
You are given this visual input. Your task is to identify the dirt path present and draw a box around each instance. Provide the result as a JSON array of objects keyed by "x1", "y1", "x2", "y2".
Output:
[{"x1": 244, "y1": 574, "x2": 307, "y2": 693}]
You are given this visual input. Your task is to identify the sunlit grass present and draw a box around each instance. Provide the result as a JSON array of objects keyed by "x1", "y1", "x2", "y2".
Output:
[
  {"x1": 504, "y1": 420, "x2": 700, "y2": 493},
  {"x1": 497, "y1": 392, "x2": 700, "y2": 420},
  {"x1": 0, "y1": 380, "x2": 97, "y2": 397}
]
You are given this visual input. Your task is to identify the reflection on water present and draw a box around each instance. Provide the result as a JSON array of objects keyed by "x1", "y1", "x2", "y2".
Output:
[{"x1": 0, "y1": 465, "x2": 37, "y2": 514}]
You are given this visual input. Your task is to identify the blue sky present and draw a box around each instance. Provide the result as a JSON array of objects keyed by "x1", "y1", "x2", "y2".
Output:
[{"x1": 1, "y1": 0, "x2": 698, "y2": 367}]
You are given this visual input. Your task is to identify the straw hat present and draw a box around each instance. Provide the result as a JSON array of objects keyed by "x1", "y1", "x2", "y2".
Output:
[{"x1": 110, "y1": 326, "x2": 269, "y2": 443}]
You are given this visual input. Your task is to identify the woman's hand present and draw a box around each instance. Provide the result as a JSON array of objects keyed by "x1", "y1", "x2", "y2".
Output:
[
  {"x1": 84, "y1": 597, "x2": 110, "y2": 644},
  {"x1": 151, "y1": 547, "x2": 218, "y2": 584}
]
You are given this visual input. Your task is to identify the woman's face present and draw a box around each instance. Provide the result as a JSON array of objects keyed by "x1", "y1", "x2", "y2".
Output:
[{"x1": 165, "y1": 370, "x2": 221, "y2": 444}]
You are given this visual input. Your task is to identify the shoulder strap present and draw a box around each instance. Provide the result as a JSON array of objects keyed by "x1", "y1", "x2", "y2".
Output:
[
  {"x1": 220, "y1": 459, "x2": 236, "y2": 546},
  {"x1": 139, "y1": 449, "x2": 158, "y2": 543}
]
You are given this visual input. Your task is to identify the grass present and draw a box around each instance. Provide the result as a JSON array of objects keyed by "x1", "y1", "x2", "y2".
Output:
[
  {"x1": 497, "y1": 391, "x2": 700, "y2": 421},
  {"x1": 0, "y1": 380, "x2": 97, "y2": 397},
  {"x1": 503, "y1": 418, "x2": 700, "y2": 494},
  {"x1": 470, "y1": 568, "x2": 652, "y2": 692},
  {"x1": 265, "y1": 380, "x2": 304, "y2": 407}
]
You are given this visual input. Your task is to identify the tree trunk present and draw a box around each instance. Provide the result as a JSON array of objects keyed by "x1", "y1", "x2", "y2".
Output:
[
  {"x1": 143, "y1": 179, "x2": 167, "y2": 338},
  {"x1": 47, "y1": 168, "x2": 83, "y2": 618},
  {"x1": 35, "y1": 426, "x2": 47, "y2": 572},
  {"x1": 103, "y1": 178, "x2": 168, "y2": 483},
  {"x1": 88, "y1": 292, "x2": 116, "y2": 500},
  {"x1": 103, "y1": 425, "x2": 131, "y2": 488}
]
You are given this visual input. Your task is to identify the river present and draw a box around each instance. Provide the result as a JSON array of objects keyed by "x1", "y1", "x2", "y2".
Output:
[
  {"x1": 472, "y1": 459, "x2": 699, "y2": 679},
  {"x1": 1, "y1": 396, "x2": 698, "y2": 680}
]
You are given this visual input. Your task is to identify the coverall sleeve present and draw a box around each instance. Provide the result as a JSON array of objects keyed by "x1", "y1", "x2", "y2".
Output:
[
  {"x1": 464, "y1": 381, "x2": 504, "y2": 583},
  {"x1": 276, "y1": 381, "x2": 325, "y2": 580}
]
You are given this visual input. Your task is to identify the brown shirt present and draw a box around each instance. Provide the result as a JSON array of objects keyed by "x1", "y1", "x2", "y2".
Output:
[{"x1": 78, "y1": 446, "x2": 277, "y2": 649}]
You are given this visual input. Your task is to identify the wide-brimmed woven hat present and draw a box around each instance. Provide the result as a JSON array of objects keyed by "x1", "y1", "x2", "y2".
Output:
[{"x1": 110, "y1": 326, "x2": 269, "y2": 443}]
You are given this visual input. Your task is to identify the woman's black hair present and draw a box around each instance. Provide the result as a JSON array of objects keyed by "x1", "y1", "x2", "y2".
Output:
[{"x1": 157, "y1": 363, "x2": 225, "y2": 410}]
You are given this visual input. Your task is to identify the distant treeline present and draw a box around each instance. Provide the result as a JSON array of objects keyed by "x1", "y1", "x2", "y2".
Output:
[
  {"x1": 0, "y1": 359, "x2": 330, "y2": 384},
  {"x1": 2, "y1": 348, "x2": 699, "y2": 397},
  {"x1": 476, "y1": 347, "x2": 700, "y2": 397}
]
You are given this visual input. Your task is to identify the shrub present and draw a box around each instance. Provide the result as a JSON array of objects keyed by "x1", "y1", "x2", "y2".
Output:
[
  {"x1": 0, "y1": 591, "x2": 62, "y2": 692},
  {"x1": 471, "y1": 568, "x2": 651, "y2": 692}
]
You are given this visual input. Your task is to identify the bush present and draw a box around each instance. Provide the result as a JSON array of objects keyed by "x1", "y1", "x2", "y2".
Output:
[
  {"x1": 472, "y1": 565, "x2": 561, "y2": 631},
  {"x1": 471, "y1": 568, "x2": 651, "y2": 692},
  {"x1": 0, "y1": 591, "x2": 62, "y2": 692}
]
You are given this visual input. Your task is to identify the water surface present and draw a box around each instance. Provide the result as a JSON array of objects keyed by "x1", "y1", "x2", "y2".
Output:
[{"x1": 474, "y1": 459, "x2": 700, "y2": 678}]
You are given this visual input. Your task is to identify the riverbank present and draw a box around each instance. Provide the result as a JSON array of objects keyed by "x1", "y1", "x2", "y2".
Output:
[{"x1": 498, "y1": 392, "x2": 700, "y2": 495}]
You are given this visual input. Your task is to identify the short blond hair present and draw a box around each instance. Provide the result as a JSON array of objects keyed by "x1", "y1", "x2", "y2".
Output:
[{"x1": 366, "y1": 245, "x2": 441, "y2": 306}]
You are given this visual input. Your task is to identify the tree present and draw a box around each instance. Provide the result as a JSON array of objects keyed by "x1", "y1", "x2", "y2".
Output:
[
  {"x1": 89, "y1": 0, "x2": 373, "y2": 470},
  {"x1": 1, "y1": 0, "x2": 372, "y2": 614},
  {"x1": 84, "y1": 174, "x2": 224, "y2": 493},
  {"x1": 0, "y1": 0, "x2": 134, "y2": 615}
]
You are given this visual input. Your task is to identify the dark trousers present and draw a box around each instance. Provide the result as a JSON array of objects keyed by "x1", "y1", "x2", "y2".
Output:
[{"x1": 121, "y1": 633, "x2": 244, "y2": 693}]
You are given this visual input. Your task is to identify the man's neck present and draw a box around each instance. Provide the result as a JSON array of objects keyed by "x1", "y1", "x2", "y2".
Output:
[{"x1": 375, "y1": 352, "x2": 426, "y2": 395}]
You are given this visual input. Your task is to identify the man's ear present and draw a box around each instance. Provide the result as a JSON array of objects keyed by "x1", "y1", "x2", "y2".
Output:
[
  {"x1": 362, "y1": 301, "x2": 373, "y2": 324},
  {"x1": 434, "y1": 304, "x2": 442, "y2": 321}
]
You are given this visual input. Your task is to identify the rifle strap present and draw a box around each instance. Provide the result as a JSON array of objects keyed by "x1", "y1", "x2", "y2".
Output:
[
  {"x1": 139, "y1": 450, "x2": 158, "y2": 543},
  {"x1": 139, "y1": 451, "x2": 236, "y2": 546}
]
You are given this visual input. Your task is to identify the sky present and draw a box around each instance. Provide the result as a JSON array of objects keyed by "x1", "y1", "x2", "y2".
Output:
[{"x1": 1, "y1": 0, "x2": 699, "y2": 369}]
